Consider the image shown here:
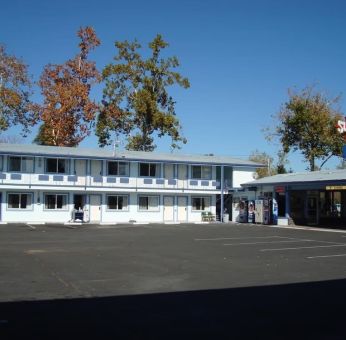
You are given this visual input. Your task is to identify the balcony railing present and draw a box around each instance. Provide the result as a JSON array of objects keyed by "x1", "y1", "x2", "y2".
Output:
[{"x1": 0, "y1": 172, "x2": 223, "y2": 191}]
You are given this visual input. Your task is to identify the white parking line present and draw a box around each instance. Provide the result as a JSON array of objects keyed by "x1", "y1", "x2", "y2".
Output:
[
  {"x1": 223, "y1": 239, "x2": 318, "y2": 246},
  {"x1": 307, "y1": 254, "x2": 346, "y2": 259},
  {"x1": 261, "y1": 244, "x2": 346, "y2": 252},
  {"x1": 194, "y1": 236, "x2": 291, "y2": 241},
  {"x1": 26, "y1": 224, "x2": 36, "y2": 230}
]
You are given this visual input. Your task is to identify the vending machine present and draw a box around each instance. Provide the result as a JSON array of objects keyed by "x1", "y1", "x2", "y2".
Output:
[
  {"x1": 239, "y1": 200, "x2": 248, "y2": 223},
  {"x1": 248, "y1": 200, "x2": 255, "y2": 223},
  {"x1": 255, "y1": 200, "x2": 264, "y2": 224},
  {"x1": 263, "y1": 199, "x2": 270, "y2": 225},
  {"x1": 272, "y1": 198, "x2": 278, "y2": 225}
]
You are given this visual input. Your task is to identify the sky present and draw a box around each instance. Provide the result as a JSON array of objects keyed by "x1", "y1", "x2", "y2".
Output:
[{"x1": 1, "y1": 0, "x2": 346, "y2": 171}]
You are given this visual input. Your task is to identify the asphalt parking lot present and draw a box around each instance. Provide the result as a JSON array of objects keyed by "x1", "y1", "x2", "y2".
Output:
[{"x1": 1, "y1": 222, "x2": 346, "y2": 339}]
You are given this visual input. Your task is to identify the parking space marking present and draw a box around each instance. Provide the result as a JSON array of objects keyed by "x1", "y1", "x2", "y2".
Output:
[
  {"x1": 26, "y1": 224, "x2": 36, "y2": 230},
  {"x1": 194, "y1": 236, "x2": 291, "y2": 241},
  {"x1": 261, "y1": 244, "x2": 346, "y2": 252},
  {"x1": 223, "y1": 239, "x2": 333, "y2": 246},
  {"x1": 307, "y1": 254, "x2": 346, "y2": 259}
]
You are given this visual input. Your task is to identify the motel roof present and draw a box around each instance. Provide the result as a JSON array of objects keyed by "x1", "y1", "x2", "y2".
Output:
[
  {"x1": 242, "y1": 169, "x2": 346, "y2": 187},
  {"x1": 0, "y1": 143, "x2": 264, "y2": 167}
]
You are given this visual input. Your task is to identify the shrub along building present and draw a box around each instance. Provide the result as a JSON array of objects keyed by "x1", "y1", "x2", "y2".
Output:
[
  {"x1": 0, "y1": 143, "x2": 262, "y2": 224},
  {"x1": 233, "y1": 170, "x2": 346, "y2": 227}
]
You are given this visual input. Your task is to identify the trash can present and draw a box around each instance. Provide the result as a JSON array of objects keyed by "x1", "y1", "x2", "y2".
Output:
[{"x1": 223, "y1": 213, "x2": 229, "y2": 223}]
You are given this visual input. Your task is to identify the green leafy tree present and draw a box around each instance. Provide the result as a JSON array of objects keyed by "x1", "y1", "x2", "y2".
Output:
[
  {"x1": 268, "y1": 86, "x2": 345, "y2": 171},
  {"x1": 96, "y1": 34, "x2": 190, "y2": 151},
  {"x1": 0, "y1": 45, "x2": 37, "y2": 136}
]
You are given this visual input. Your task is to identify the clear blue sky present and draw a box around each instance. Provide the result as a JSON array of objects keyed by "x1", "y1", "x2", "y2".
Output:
[{"x1": 1, "y1": 0, "x2": 346, "y2": 171}]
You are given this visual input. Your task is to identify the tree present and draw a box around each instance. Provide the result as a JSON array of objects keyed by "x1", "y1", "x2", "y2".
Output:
[
  {"x1": 0, "y1": 45, "x2": 37, "y2": 136},
  {"x1": 249, "y1": 150, "x2": 276, "y2": 178},
  {"x1": 96, "y1": 34, "x2": 190, "y2": 151},
  {"x1": 269, "y1": 86, "x2": 345, "y2": 171},
  {"x1": 34, "y1": 27, "x2": 100, "y2": 146}
]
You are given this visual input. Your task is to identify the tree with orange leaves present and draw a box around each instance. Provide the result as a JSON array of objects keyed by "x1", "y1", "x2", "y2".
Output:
[
  {"x1": 34, "y1": 26, "x2": 100, "y2": 146},
  {"x1": 0, "y1": 45, "x2": 37, "y2": 136}
]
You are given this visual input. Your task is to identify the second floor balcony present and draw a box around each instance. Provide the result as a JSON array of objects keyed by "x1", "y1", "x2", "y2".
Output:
[{"x1": 0, "y1": 172, "x2": 222, "y2": 192}]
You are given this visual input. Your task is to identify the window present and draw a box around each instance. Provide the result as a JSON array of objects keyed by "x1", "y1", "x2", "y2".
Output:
[
  {"x1": 138, "y1": 196, "x2": 159, "y2": 211},
  {"x1": 107, "y1": 195, "x2": 128, "y2": 210},
  {"x1": 8, "y1": 156, "x2": 34, "y2": 173},
  {"x1": 44, "y1": 194, "x2": 68, "y2": 210},
  {"x1": 139, "y1": 163, "x2": 160, "y2": 177},
  {"x1": 107, "y1": 161, "x2": 129, "y2": 176},
  {"x1": 191, "y1": 165, "x2": 212, "y2": 180},
  {"x1": 46, "y1": 158, "x2": 67, "y2": 173},
  {"x1": 192, "y1": 196, "x2": 210, "y2": 211},
  {"x1": 8, "y1": 193, "x2": 32, "y2": 209}
]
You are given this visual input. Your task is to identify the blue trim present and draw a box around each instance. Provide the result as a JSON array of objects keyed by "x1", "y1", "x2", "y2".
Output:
[
  {"x1": 190, "y1": 180, "x2": 198, "y2": 186},
  {"x1": 10, "y1": 174, "x2": 21, "y2": 180},
  {"x1": 156, "y1": 179, "x2": 164, "y2": 185},
  {"x1": 201, "y1": 180, "x2": 209, "y2": 186},
  {"x1": 168, "y1": 179, "x2": 176, "y2": 185},
  {"x1": 0, "y1": 173, "x2": 6, "y2": 180},
  {"x1": 107, "y1": 177, "x2": 117, "y2": 183},
  {"x1": 93, "y1": 176, "x2": 103, "y2": 183},
  {"x1": 53, "y1": 175, "x2": 64, "y2": 181},
  {"x1": 120, "y1": 177, "x2": 129, "y2": 184},
  {"x1": 38, "y1": 175, "x2": 49, "y2": 181},
  {"x1": 67, "y1": 175, "x2": 77, "y2": 182},
  {"x1": 144, "y1": 178, "x2": 153, "y2": 184}
]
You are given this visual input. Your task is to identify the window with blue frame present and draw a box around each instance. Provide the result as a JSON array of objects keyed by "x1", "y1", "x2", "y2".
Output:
[
  {"x1": 107, "y1": 161, "x2": 129, "y2": 176},
  {"x1": 191, "y1": 165, "x2": 212, "y2": 180},
  {"x1": 107, "y1": 195, "x2": 129, "y2": 210},
  {"x1": 139, "y1": 163, "x2": 160, "y2": 177},
  {"x1": 7, "y1": 193, "x2": 32, "y2": 209},
  {"x1": 8, "y1": 156, "x2": 34, "y2": 173},
  {"x1": 45, "y1": 158, "x2": 68, "y2": 173}
]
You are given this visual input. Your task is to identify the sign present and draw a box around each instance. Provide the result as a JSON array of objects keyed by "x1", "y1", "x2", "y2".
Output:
[
  {"x1": 326, "y1": 185, "x2": 346, "y2": 190},
  {"x1": 336, "y1": 119, "x2": 346, "y2": 133},
  {"x1": 275, "y1": 186, "x2": 285, "y2": 193}
]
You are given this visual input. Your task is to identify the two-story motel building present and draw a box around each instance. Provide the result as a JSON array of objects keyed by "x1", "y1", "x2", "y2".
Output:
[{"x1": 0, "y1": 143, "x2": 262, "y2": 224}]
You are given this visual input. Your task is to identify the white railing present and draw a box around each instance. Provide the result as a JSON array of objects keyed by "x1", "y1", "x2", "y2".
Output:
[{"x1": 0, "y1": 173, "x2": 220, "y2": 191}]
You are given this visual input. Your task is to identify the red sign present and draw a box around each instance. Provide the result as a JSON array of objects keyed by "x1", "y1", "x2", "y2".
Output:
[{"x1": 275, "y1": 186, "x2": 285, "y2": 193}]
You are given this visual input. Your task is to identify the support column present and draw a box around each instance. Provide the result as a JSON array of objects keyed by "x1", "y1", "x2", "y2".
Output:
[
  {"x1": 220, "y1": 165, "x2": 224, "y2": 223},
  {"x1": 285, "y1": 187, "x2": 290, "y2": 219}
]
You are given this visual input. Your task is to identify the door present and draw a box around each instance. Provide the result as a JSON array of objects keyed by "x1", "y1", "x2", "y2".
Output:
[
  {"x1": 91, "y1": 160, "x2": 102, "y2": 186},
  {"x1": 307, "y1": 196, "x2": 318, "y2": 225},
  {"x1": 177, "y1": 196, "x2": 187, "y2": 222},
  {"x1": 75, "y1": 159, "x2": 86, "y2": 185},
  {"x1": 164, "y1": 163, "x2": 175, "y2": 180},
  {"x1": 177, "y1": 164, "x2": 187, "y2": 189},
  {"x1": 164, "y1": 196, "x2": 174, "y2": 222},
  {"x1": 89, "y1": 195, "x2": 101, "y2": 222}
]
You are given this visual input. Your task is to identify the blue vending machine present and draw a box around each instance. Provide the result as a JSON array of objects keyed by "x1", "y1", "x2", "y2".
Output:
[{"x1": 272, "y1": 198, "x2": 278, "y2": 225}]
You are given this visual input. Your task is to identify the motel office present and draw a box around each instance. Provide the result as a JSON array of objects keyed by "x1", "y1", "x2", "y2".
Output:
[
  {"x1": 233, "y1": 170, "x2": 346, "y2": 227},
  {"x1": 0, "y1": 143, "x2": 261, "y2": 224}
]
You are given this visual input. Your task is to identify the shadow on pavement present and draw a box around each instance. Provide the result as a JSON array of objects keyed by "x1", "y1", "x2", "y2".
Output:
[{"x1": 1, "y1": 278, "x2": 346, "y2": 339}]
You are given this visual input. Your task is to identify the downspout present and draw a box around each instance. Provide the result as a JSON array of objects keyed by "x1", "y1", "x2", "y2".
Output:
[{"x1": 220, "y1": 165, "x2": 224, "y2": 223}]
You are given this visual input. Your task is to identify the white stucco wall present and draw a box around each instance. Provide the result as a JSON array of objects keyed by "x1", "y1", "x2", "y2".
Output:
[
  {"x1": 0, "y1": 190, "x2": 216, "y2": 223},
  {"x1": 232, "y1": 167, "x2": 256, "y2": 188}
]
